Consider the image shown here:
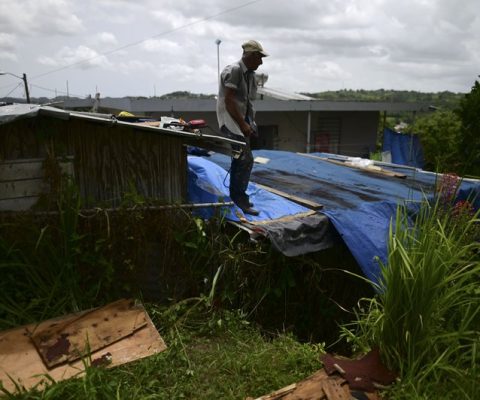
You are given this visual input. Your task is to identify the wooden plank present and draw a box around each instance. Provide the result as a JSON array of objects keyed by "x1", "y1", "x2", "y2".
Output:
[
  {"x1": 0, "y1": 158, "x2": 74, "y2": 182},
  {"x1": 0, "y1": 197, "x2": 39, "y2": 211},
  {"x1": 0, "y1": 300, "x2": 166, "y2": 393},
  {"x1": 248, "y1": 210, "x2": 318, "y2": 226},
  {"x1": 321, "y1": 378, "x2": 350, "y2": 400},
  {"x1": 0, "y1": 160, "x2": 44, "y2": 181},
  {"x1": 29, "y1": 299, "x2": 148, "y2": 368},
  {"x1": 253, "y1": 183, "x2": 323, "y2": 210},
  {"x1": 250, "y1": 383, "x2": 297, "y2": 399},
  {"x1": 0, "y1": 179, "x2": 47, "y2": 200},
  {"x1": 297, "y1": 153, "x2": 407, "y2": 179}
]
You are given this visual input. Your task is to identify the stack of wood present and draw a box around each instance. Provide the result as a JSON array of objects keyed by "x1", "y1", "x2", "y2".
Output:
[{"x1": 247, "y1": 369, "x2": 381, "y2": 400}]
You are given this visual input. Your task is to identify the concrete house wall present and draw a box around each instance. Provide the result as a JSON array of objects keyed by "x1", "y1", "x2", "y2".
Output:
[{"x1": 64, "y1": 97, "x2": 425, "y2": 158}]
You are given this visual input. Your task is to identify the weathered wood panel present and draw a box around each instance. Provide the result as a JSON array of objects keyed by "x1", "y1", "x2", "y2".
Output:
[
  {"x1": 0, "y1": 178, "x2": 47, "y2": 199},
  {"x1": 0, "y1": 157, "x2": 74, "y2": 210},
  {"x1": 30, "y1": 299, "x2": 148, "y2": 368},
  {"x1": 0, "y1": 300, "x2": 166, "y2": 393},
  {"x1": 0, "y1": 197, "x2": 39, "y2": 211},
  {"x1": 0, "y1": 116, "x2": 187, "y2": 208},
  {"x1": 0, "y1": 158, "x2": 45, "y2": 181}
]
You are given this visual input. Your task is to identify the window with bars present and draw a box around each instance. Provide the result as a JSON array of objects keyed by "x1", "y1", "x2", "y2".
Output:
[{"x1": 312, "y1": 117, "x2": 341, "y2": 154}]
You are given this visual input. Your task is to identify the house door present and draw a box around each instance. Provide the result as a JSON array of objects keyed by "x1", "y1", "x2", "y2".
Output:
[{"x1": 251, "y1": 125, "x2": 278, "y2": 150}]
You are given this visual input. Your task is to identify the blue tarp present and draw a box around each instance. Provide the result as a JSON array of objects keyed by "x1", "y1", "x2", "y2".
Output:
[
  {"x1": 188, "y1": 155, "x2": 311, "y2": 221},
  {"x1": 383, "y1": 127, "x2": 425, "y2": 168},
  {"x1": 188, "y1": 155, "x2": 335, "y2": 256},
  {"x1": 189, "y1": 150, "x2": 480, "y2": 285}
]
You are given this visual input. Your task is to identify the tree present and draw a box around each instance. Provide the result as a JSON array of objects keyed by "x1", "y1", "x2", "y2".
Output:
[
  {"x1": 409, "y1": 110, "x2": 462, "y2": 172},
  {"x1": 456, "y1": 78, "x2": 480, "y2": 176}
]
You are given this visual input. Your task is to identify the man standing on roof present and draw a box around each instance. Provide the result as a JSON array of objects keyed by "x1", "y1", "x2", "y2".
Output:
[{"x1": 216, "y1": 39, "x2": 268, "y2": 216}]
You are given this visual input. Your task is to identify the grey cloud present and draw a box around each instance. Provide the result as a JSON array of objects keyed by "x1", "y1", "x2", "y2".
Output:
[{"x1": 0, "y1": 0, "x2": 84, "y2": 36}]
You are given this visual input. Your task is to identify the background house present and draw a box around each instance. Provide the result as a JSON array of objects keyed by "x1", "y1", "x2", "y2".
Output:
[{"x1": 64, "y1": 96, "x2": 427, "y2": 158}]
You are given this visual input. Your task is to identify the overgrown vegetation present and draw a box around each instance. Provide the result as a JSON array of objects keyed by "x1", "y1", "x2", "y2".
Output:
[
  {"x1": 0, "y1": 175, "x2": 372, "y2": 397},
  {"x1": 0, "y1": 178, "x2": 370, "y2": 341},
  {"x1": 342, "y1": 176, "x2": 480, "y2": 399},
  {"x1": 304, "y1": 89, "x2": 464, "y2": 110},
  {"x1": 1, "y1": 302, "x2": 325, "y2": 399},
  {"x1": 406, "y1": 110, "x2": 462, "y2": 172}
]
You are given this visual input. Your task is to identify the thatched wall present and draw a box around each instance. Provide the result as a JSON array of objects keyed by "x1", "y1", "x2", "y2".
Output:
[{"x1": 0, "y1": 115, "x2": 187, "y2": 209}]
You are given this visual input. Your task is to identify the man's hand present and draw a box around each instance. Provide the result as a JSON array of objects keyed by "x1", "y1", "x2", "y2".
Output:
[
  {"x1": 240, "y1": 121, "x2": 254, "y2": 137},
  {"x1": 225, "y1": 87, "x2": 253, "y2": 138}
]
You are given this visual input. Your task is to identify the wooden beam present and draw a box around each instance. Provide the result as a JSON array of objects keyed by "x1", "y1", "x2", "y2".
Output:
[
  {"x1": 253, "y1": 182, "x2": 323, "y2": 210},
  {"x1": 297, "y1": 153, "x2": 407, "y2": 179}
]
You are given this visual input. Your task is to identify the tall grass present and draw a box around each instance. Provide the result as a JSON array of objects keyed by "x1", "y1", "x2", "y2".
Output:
[
  {"x1": 342, "y1": 196, "x2": 480, "y2": 398},
  {"x1": 0, "y1": 180, "x2": 117, "y2": 328}
]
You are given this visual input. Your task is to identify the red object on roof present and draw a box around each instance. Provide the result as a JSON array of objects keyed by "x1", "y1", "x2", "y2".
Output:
[{"x1": 188, "y1": 119, "x2": 207, "y2": 128}]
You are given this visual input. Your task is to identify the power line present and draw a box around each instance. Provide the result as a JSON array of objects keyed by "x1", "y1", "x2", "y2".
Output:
[
  {"x1": 31, "y1": 0, "x2": 263, "y2": 81},
  {"x1": 29, "y1": 83, "x2": 85, "y2": 98},
  {"x1": 2, "y1": 83, "x2": 23, "y2": 98}
]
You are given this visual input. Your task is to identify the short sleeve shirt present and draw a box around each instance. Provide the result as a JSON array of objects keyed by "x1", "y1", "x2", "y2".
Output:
[{"x1": 216, "y1": 59, "x2": 257, "y2": 136}]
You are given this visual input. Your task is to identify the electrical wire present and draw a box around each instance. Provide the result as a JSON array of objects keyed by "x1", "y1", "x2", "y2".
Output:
[
  {"x1": 30, "y1": 0, "x2": 264, "y2": 81},
  {"x1": 2, "y1": 83, "x2": 23, "y2": 98},
  {"x1": 29, "y1": 83, "x2": 84, "y2": 98}
]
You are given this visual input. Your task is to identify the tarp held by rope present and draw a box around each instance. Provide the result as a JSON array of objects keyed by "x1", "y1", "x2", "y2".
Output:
[
  {"x1": 382, "y1": 127, "x2": 425, "y2": 168},
  {"x1": 187, "y1": 155, "x2": 336, "y2": 257},
  {"x1": 190, "y1": 150, "x2": 480, "y2": 285}
]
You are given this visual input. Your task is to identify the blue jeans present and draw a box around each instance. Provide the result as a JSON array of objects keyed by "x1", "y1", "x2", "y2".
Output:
[{"x1": 221, "y1": 126, "x2": 253, "y2": 208}]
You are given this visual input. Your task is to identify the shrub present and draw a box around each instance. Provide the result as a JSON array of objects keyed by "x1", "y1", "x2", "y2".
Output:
[{"x1": 342, "y1": 196, "x2": 480, "y2": 399}]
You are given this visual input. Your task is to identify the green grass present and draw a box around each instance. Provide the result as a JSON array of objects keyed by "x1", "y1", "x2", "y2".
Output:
[
  {"x1": 1, "y1": 306, "x2": 325, "y2": 399},
  {"x1": 342, "y1": 197, "x2": 480, "y2": 399}
]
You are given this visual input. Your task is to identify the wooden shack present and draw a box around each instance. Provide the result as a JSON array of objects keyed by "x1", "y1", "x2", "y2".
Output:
[{"x1": 0, "y1": 104, "x2": 237, "y2": 210}]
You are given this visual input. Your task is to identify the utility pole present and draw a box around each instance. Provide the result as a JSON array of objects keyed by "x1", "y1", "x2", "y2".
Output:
[
  {"x1": 22, "y1": 73, "x2": 30, "y2": 103},
  {"x1": 215, "y1": 39, "x2": 222, "y2": 87},
  {"x1": 0, "y1": 71, "x2": 30, "y2": 103}
]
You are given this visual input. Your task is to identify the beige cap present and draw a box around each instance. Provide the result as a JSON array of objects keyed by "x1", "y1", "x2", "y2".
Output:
[{"x1": 242, "y1": 40, "x2": 269, "y2": 56}]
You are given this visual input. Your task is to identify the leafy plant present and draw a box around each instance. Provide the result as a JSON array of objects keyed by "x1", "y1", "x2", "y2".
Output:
[
  {"x1": 0, "y1": 179, "x2": 116, "y2": 328},
  {"x1": 457, "y1": 78, "x2": 480, "y2": 177},
  {"x1": 408, "y1": 110, "x2": 462, "y2": 172},
  {"x1": 342, "y1": 196, "x2": 480, "y2": 399}
]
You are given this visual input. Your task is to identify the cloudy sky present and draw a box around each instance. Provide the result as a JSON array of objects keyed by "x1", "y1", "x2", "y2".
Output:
[{"x1": 0, "y1": 0, "x2": 479, "y2": 99}]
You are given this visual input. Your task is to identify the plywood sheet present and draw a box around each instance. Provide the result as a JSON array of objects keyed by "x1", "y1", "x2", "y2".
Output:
[
  {"x1": 29, "y1": 299, "x2": 147, "y2": 368},
  {"x1": 0, "y1": 300, "x2": 166, "y2": 393}
]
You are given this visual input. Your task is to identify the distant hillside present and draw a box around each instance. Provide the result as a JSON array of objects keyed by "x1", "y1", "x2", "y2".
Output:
[
  {"x1": 1, "y1": 90, "x2": 464, "y2": 109},
  {"x1": 302, "y1": 89, "x2": 465, "y2": 110},
  {"x1": 158, "y1": 91, "x2": 216, "y2": 100}
]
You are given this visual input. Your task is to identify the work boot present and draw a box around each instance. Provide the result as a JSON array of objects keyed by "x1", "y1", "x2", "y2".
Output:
[{"x1": 241, "y1": 206, "x2": 259, "y2": 216}]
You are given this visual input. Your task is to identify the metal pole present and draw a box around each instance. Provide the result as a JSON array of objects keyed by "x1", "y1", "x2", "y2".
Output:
[
  {"x1": 22, "y1": 73, "x2": 30, "y2": 103},
  {"x1": 306, "y1": 110, "x2": 312, "y2": 153},
  {"x1": 215, "y1": 39, "x2": 221, "y2": 87}
]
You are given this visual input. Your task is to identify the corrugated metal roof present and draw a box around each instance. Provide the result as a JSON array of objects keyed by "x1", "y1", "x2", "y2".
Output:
[
  {"x1": 0, "y1": 103, "x2": 243, "y2": 148},
  {"x1": 63, "y1": 97, "x2": 429, "y2": 113},
  {"x1": 257, "y1": 87, "x2": 314, "y2": 100}
]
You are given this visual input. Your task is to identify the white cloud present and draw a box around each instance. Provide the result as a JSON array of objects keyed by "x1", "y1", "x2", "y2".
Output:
[
  {"x1": 0, "y1": 51, "x2": 17, "y2": 61},
  {"x1": 141, "y1": 38, "x2": 182, "y2": 53},
  {"x1": 0, "y1": 0, "x2": 84, "y2": 36},
  {"x1": 116, "y1": 60, "x2": 155, "y2": 74},
  {"x1": 0, "y1": 33, "x2": 16, "y2": 61},
  {"x1": 94, "y1": 32, "x2": 118, "y2": 46},
  {"x1": 1, "y1": 0, "x2": 478, "y2": 96},
  {"x1": 0, "y1": 33, "x2": 15, "y2": 50},
  {"x1": 37, "y1": 45, "x2": 111, "y2": 69}
]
